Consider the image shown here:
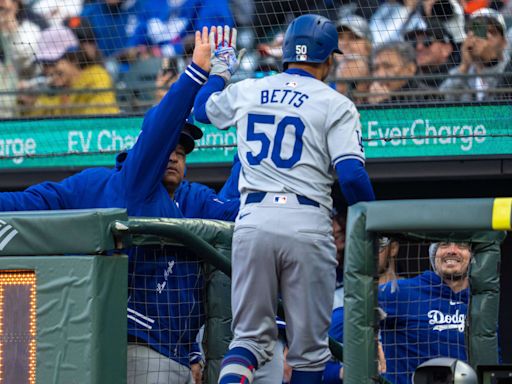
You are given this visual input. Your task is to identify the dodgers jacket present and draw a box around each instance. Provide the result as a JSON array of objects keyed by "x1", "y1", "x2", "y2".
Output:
[
  {"x1": 0, "y1": 63, "x2": 210, "y2": 367},
  {"x1": 128, "y1": 0, "x2": 234, "y2": 56},
  {"x1": 379, "y1": 270, "x2": 468, "y2": 384}
]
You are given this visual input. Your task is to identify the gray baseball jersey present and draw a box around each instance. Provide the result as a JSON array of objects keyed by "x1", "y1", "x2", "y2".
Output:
[{"x1": 206, "y1": 71, "x2": 365, "y2": 209}]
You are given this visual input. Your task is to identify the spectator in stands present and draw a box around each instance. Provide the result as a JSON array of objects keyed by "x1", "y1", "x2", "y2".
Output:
[
  {"x1": 81, "y1": 0, "x2": 138, "y2": 75},
  {"x1": 369, "y1": 0, "x2": 412, "y2": 46},
  {"x1": 334, "y1": 54, "x2": 370, "y2": 104},
  {"x1": 336, "y1": 13, "x2": 372, "y2": 58},
  {"x1": 154, "y1": 57, "x2": 179, "y2": 102},
  {"x1": 26, "y1": 25, "x2": 119, "y2": 116},
  {"x1": 31, "y1": 0, "x2": 83, "y2": 27},
  {"x1": 64, "y1": 16, "x2": 103, "y2": 64},
  {"x1": 379, "y1": 242, "x2": 471, "y2": 384},
  {"x1": 0, "y1": 0, "x2": 43, "y2": 117},
  {"x1": 404, "y1": 20, "x2": 460, "y2": 88},
  {"x1": 403, "y1": 0, "x2": 465, "y2": 45},
  {"x1": 257, "y1": 32, "x2": 284, "y2": 61},
  {"x1": 440, "y1": 8, "x2": 511, "y2": 101},
  {"x1": 253, "y1": 0, "x2": 337, "y2": 39},
  {"x1": 367, "y1": 41, "x2": 435, "y2": 104},
  {"x1": 126, "y1": 0, "x2": 234, "y2": 59},
  {"x1": 370, "y1": 0, "x2": 465, "y2": 47}
]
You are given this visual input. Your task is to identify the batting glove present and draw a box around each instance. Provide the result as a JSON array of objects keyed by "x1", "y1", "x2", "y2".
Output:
[{"x1": 209, "y1": 26, "x2": 246, "y2": 83}]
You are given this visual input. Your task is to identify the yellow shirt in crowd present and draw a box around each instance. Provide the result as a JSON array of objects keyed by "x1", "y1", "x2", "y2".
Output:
[{"x1": 29, "y1": 64, "x2": 120, "y2": 117}]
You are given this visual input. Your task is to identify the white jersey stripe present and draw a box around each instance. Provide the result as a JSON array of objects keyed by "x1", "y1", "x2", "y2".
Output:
[
  {"x1": 219, "y1": 364, "x2": 255, "y2": 382},
  {"x1": 127, "y1": 314, "x2": 153, "y2": 330},
  {"x1": 127, "y1": 307, "x2": 155, "y2": 323},
  {"x1": 332, "y1": 153, "x2": 366, "y2": 167},
  {"x1": 188, "y1": 65, "x2": 208, "y2": 82},
  {"x1": 185, "y1": 69, "x2": 204, "y2": 85}
]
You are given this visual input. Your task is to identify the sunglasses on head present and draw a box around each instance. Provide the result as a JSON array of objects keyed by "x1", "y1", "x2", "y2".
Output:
[{"x1": 406, "y1": 34, "x2": 435, "y2": 48}]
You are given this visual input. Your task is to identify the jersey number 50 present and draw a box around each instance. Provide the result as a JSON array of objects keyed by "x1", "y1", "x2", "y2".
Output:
[{"x1": 246, "y1": 113, "x2": 305, "y2": 169}]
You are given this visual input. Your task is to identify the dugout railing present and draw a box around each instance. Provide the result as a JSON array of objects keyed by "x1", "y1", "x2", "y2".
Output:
[{"x1": 344, "y1": 198, "x2": 510, "y2": 384}]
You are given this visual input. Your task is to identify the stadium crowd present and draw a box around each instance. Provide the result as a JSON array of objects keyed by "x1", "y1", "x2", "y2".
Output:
[{"x1": 0, "y1": 0, "x2": 511, "y2": 117}]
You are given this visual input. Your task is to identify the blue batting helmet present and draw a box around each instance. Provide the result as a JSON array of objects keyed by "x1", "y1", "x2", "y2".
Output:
[{"x1": 282, "y1": 14, "x2": 342, "y2": 68}]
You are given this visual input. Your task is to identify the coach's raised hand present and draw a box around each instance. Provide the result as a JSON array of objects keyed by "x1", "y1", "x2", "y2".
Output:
[
  {"x1": 210, "y1": 25, "x2": 246, "y2": 83},
  {"x1": 192, "y1": 26, "x2": 213, "y2": 72}
]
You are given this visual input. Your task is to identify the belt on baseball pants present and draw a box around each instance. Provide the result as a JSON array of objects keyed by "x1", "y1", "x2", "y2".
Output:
[{"x1": 245, "y1": 192, "x2": 320, "y2": 207}]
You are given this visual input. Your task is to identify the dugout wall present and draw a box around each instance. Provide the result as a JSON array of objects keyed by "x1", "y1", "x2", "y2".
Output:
[
  {"x1": 343, "y1": 198, "x2": 510, "y2": 384},
  {"x1": 0, "y1": 209, "x2": 128, "y2": 384}
]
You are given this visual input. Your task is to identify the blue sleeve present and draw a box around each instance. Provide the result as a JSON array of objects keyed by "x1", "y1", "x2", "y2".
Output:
[
  {"x1": 329, "y1": 307, "x2": 344, "y2": 342},
  {"x1": 189, "y1": 342, "x2": 203, "y2": 365},
  {"x1": 378, "y1": 281, "x2": 401, "y2": 320},
  {"x1": 323, "y1": 307, "x2": 344, "y2": 383},
  {"x1": 335, "y1": 159, "x2": 375, "y2": 206},
  {"x1": 121, "y1": 63, "x2": 208, "y2": 202},
  {"x1": 0, "y1": 173, "x2": 84, "y2": 211},
  {"x1": 323, "y1": 361, "x2": 343, "y2": 384},
  {"x1": 175, "y1": 181, "x2": 240, "y2": 221},
  {"x1": 218, "y1": 153, "x2": 241, "y2": 200},
  {"x1": 322, "y1": 307, "x2": 344, "y2": 384},
  {"x1": 193, "y1": 75, "x2": 225, "y2": 124}
]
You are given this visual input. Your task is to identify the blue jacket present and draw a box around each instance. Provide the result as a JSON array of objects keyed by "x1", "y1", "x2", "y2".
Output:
[
  {"x1": 379, "y1": 271, "x2": 468, "y2": 384},
  {"x1": 128, "y1": 0, "x2": 234, "y2": 56},
  {"x1": 323, "y1": 271, "x2": 469, "y2": 384},
  {"x1": 0, "y1": 63, "x2": 210, "y2": 367},
  {"x1": 218, "y1": 153, "x2": 241, "y2": 201},
  {"x1": 175, "y1": 179, "x2": 238, "y2": 221},
  {"x1": 82, "y1": 1, "x2": 139, "y2": 57}
]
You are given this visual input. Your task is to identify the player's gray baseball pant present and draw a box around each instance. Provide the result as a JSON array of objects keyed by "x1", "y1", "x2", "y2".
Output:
[
  {"x1": 127, "y1": 344, "x2": 193, "y2": 384},
  {"x1": 229, "y1": 193, "x2": 337, "y2": 372},
  {"x1": 253, "y1": 335, "x2": 286, "y2": 383}
]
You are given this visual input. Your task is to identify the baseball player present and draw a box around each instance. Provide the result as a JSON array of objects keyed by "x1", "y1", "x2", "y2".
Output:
[{"x1": 194, "y1": 15, "x2": 375, "y2": 384}]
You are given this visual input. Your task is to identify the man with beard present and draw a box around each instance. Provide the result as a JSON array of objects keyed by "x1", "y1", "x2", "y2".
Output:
[
  {"x1": 440, "y1": 8, "x2": 510, "y2": 101},
  {"x1": 378, "y1": 242, "x2": 471, "y2": 384}
]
